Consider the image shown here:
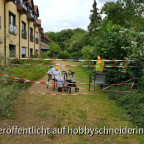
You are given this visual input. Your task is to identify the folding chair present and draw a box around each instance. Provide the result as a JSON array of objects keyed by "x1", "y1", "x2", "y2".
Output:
[
  {"x1": 89, "y1": 72, "x2": 107, "y2": 93},
  {"x1": 47, "y1": 69, "x2": 57, "y2": 91}
]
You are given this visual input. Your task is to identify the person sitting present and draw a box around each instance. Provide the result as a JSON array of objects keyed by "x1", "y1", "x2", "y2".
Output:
[
  {"x1": 95, "y1": 55, "x2": 105, "y2": 73},
  {"x1": 48, "y1": 64, "x2": 64, "y2": 91}
]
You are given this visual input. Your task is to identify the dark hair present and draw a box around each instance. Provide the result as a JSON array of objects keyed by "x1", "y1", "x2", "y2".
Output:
[{"x1": 98, "y1": 55, "x2": 102, "y2": 58}]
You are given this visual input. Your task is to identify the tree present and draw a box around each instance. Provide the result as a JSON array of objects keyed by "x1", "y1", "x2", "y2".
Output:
[
  {"x1": 56, "y1": 29, "x2": 74, "y2": 50},
  {"x1": 123, "y1": 0, "x2": 144, "y2": 31},
  {"x1": 88, "y1": 0, "x2": 101, "y2": 34},
  {"x1": 46, "y1": 40, "x2": 62, "y2": 58},
  {"x1": 101, "y1": 0, "x2": 144, "y2": 31},
  {"x1": 101, "y1": 1, "x2": 126, "y2": 27}
]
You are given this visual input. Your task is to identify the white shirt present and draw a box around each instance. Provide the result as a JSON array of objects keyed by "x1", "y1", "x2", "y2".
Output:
[{"x1": 48, "y1": 68, "x2": 62, "y2": 79}]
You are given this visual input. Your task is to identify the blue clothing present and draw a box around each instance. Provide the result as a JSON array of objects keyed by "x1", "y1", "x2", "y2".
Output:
[{"x1": 48, "y1": 68, "x2": 64, "y2": 87}]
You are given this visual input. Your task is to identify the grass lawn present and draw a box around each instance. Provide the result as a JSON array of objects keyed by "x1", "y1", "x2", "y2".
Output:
[{"x1": 0, "y1": 61, "x2": 143, "y2": 144}]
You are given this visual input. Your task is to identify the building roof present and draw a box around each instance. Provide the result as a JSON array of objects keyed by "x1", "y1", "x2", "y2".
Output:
[
  {"x1": 38, "y1": 19, "x2": 41, "y2": 25},
  {"x1": 40, "y1": 31, "x2": 50, "y2": 42},
  {"x1": 34, "y1": 5, "x2": 39, "y2": 16},
  {"x1": 26, "y1": 0, "x2": 34, "y2": 9},
  {"x1": 27, "y1": 0, "x2": 31, "y2": 4},
  {"x1": 44, "y1": 35, "x2": 50, "y2": 41}
]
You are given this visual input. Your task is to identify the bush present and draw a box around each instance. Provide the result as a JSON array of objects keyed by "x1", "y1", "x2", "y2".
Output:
[
  {"x1": 119, "y1": 89, "x2": 144, "y2": 127},
  {"x1": 46, "y1": 41, "x2": 62, "y2": 58},
  {"x1": 0, "y1": 57, "x2": 51, "y2": 120},
  {"x1": 58, "y1": 51, "x2": 70, "y2": 59},
  {"x1": 107, "y1": 88, "x2": 144, "y2": 127},
  {"x1": 0, "y1": 83, "x2": 23, "y2": 119}
]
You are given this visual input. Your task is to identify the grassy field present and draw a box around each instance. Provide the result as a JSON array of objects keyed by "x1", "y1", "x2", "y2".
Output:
[
  {"x1": 0, "y1": 59, "x2": 51, "y2": 120},
  {"x1": 0, "y1": 61, "x2": 143, "y2": 144}
]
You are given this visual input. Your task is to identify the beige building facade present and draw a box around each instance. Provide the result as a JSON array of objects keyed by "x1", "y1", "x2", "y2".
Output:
[{"x1": 0, "y1": 0, "x2": 50, "y2": 59}]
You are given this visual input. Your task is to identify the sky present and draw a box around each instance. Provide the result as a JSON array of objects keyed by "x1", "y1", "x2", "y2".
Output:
[{"x1": 34, "y1": 0, "x2": 117, "y2": 32}]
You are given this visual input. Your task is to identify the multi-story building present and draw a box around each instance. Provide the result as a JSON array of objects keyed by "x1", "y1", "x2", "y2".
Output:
[{"x1": 0, "y1": 0, "x2": 50, "y2": 59}]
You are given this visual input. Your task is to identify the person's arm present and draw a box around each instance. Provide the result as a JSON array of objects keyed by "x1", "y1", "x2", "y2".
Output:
[{"x1": 48, "y1": 68, "x2": 54, "y2": 76}]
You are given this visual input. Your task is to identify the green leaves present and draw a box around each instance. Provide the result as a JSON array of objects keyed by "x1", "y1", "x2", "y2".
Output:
[
  {"x1": 45, "y1": 28, "x2": 88, "y2": 59},
  {"x1": 88, "y1": 0, "x2": 101, "y2": 34},
  {"x1": 101, "y1": 0, "x2": 144, "y2": 30}
]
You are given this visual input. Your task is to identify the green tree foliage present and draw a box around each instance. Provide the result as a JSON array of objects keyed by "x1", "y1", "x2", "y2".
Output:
[
  {"x1": 101, "y1": 0, "x2": 144, "y2": 31},
  {"x1": 86, "y1": 21, "x2": 144, "y2": 84},
  {"x1": 45, "y1": 28, "x2": 88, "y2": 59},
  {"x1": 88, "y1": 0, "x2": 102, "y2": 34},
  {"x1": 101, "y1": 1, "x2": 126, "y2": 27},
  {"x1": 67, "y1": 36, "x2": 86, "y2": 59},
  {"x1": 55, "y1": 29, "x2": 74, "y2": 50},
  {"x1": 57, "y1": 51, "x2": 70, "y2": 59},
  {"x1": 86, "y1": 0, "x2": 144, "y2": 127},
  {"x1": 81, "y1": 45, "x2": 94, "y2": 59},
  {"x1": 45, "y1": 32, "x2": 58, "y2": 42},
  {"x1": 43, "y1": 40, "x2": 62, "y2": 58}
]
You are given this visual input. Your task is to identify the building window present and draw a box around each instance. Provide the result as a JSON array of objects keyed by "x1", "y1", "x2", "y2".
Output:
[
  {"x1": 22, "y1": 47, "x2": 26, "y2": 58},
  {"x1": 30, "y1": 48, "x2": 33, "y2": 57},
  {"x1": 9, "y1": 45, "x2": 16, "y2": 57},
  {"x1": 9, "y1": 12, "x2": 15, "y2": 25},
  {"x1": 35, "y1": 49, "x2": 38, "y2": 54},
  {"x1": 30, "y1": 28, "x2": 33, "y2": 42},
  {"x1": 22, "y1": 21, "x2": 27, "y2": 39},
  {"x1": 9, "y1": 12, "x2": 17, "y2": 35},
  {"x1": 35, "y1": 32, "x2": 38, "y2": 44}
]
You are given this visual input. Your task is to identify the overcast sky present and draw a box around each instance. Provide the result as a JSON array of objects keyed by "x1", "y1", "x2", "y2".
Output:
[{"x1": 34, "y1": 0, "x2": 117, "y2": 32}]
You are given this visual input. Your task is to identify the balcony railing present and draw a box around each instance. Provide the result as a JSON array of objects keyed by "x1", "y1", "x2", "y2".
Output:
[
  {"x1": 9, "y1": 23, "x2": 17, "y2": 35},
  {"x1": 22, "y1": 30, "x2": 27, "y2": 39},
  {"x1": 16, "y1": 0, "x2": 27, "y2": 13},
  {"x1": 35, "y1": 38, "x2": 39, "y2": 44},
  {"x1": 30, "y1": 12, "x2": 34, "y2": 19},
  {"x1": 27, "y1": 12, "x2": 34, "y2": 21},
  {"x1": 41, "y1": 38, "x2": 49, "y2": 45},
  {"x1": 30, "y1": 35, "x2": 33, "y2": 42}
]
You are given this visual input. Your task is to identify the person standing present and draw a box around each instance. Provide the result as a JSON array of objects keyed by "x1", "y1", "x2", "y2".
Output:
[{"x1": 95, "y1": 55, "x2": 105, "y2": 73}]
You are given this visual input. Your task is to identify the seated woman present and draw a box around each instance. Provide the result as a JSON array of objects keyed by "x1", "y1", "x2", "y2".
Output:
[{"x1": 48, "y1": 64, "x2": 64, "y2": 89}]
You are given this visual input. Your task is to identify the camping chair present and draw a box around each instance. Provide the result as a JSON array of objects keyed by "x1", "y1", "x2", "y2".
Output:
[
  {"x1": 47, "y1": 70, "x2": 67, "y2": 91},
  {"x1": 89, "y1": 72, "x2": 107, "y2": 93},
  {"x1": 47, "y1": 69, "x2": 57, "y2": 91}
]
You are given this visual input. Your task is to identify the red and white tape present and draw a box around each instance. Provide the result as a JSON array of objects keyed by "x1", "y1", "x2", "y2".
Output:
[
  {"x1": 0, "y1": 74, "x2": 50, "y2": 85},
  {"x1": 0, "y1": 74, "x2": 135, "y2": 95},
  {"x1": 0, "y1": 74, "x2": 98, "y2": 85},
  {"x1": 0, "y1": 74, "x2": 136, "y2": 86},
  {"x1": 28, "y1": 80, "x2": 135, "y2": 96},
  {"x1": 28, "y1": 89, "x2": 131, "y2": 96},
  {"x1": 10, "y1": 64, "x2": 136, "y2": 68},
  {"x1": 102, "y1": 90, "x2": 131, "y2": 93},
  {"x1": 9, "y1": 57, "x2": 140, "y2": 62},
  {"x1": 6, "y1": 79, "x2": 133, "y2": 93},
  {"x1": 28, "y1": 92, "x2": 89, "y2": 96}
]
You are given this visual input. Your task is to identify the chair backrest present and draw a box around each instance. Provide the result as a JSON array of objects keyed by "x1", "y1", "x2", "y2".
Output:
[
  {"x1": 47, "y1": 69, "x2": 53, "y2": 79},
  {"x1": 94, "y1": 73, "x2": 107, "y2": 84}
]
